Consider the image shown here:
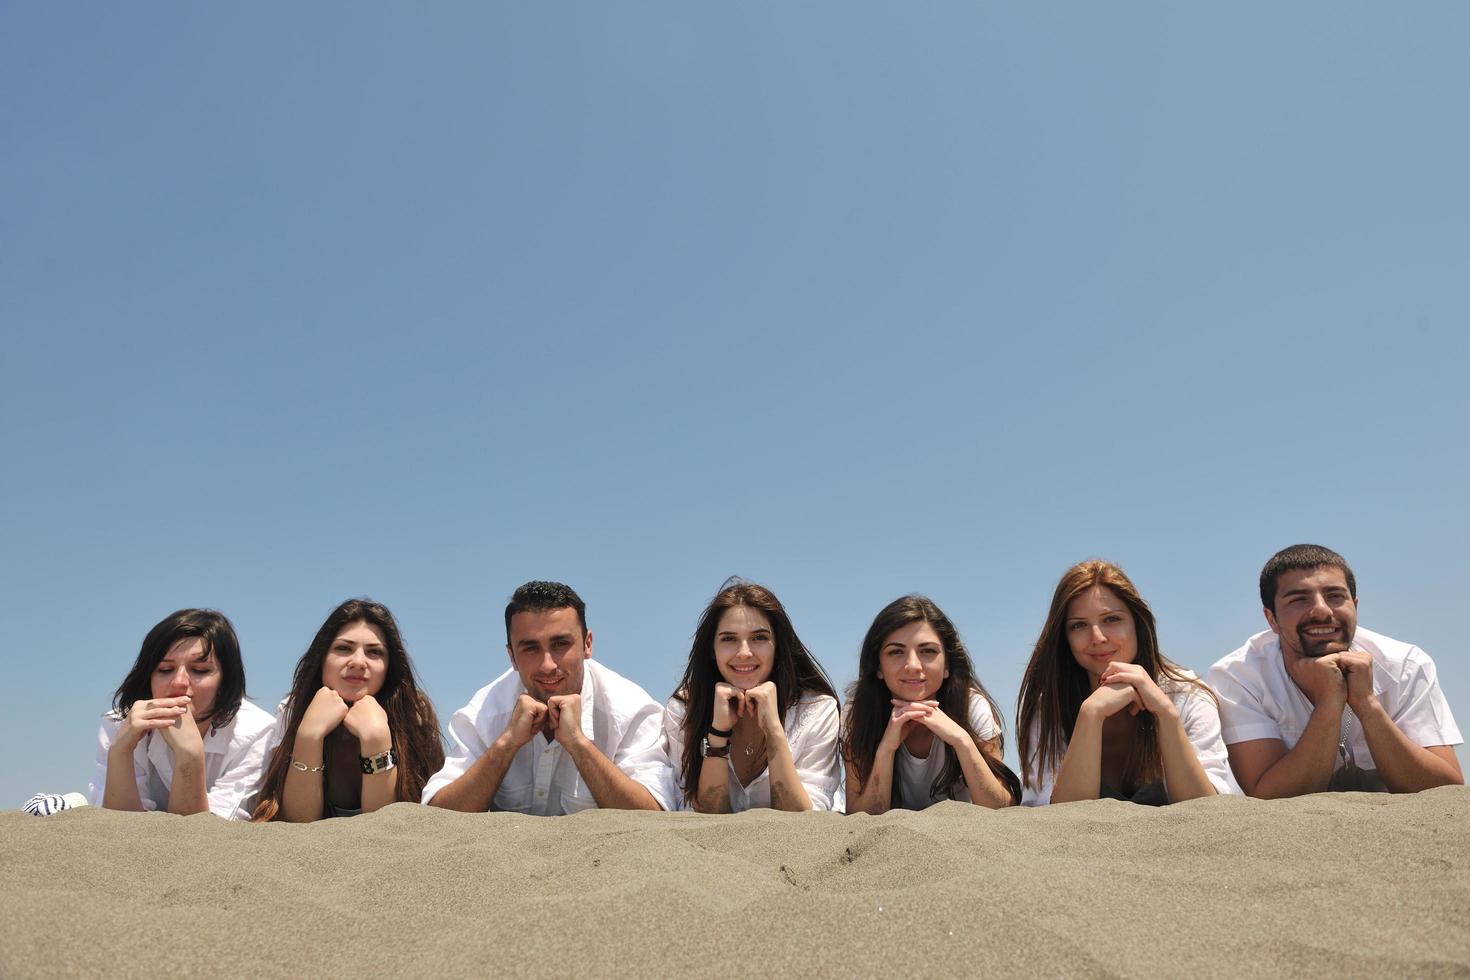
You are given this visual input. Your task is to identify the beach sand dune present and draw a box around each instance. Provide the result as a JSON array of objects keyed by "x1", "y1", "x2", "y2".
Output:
[{"x1": 3, "y1": 788, "x2": 1468, "y2": 978}]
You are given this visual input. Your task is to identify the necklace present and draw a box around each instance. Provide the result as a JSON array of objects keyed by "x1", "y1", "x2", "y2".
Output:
[{"x1": 744, "y1": 743, "x2": 756, "y2": 757}]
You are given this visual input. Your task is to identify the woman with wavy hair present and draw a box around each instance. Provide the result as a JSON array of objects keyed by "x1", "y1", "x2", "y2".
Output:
[
  {"x1": 1016, "y1": 560, "x2": 1236, "y2": 806},
  {"x1": 842, "y1": 596, "x2": 1019, "y2": 813},
  {"x1": 88, "y1": 608, "x2": 274, "y2": 819},
  {"x1": 253, "y1": 599, "x2": 443, "y2": 821},
  {"x1": 663, "y1": 579, "x2": 841, "y2": 812}
]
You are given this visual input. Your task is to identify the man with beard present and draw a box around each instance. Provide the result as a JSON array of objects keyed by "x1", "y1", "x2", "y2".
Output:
[
  {"x1": 1209, "y1": 544, "x2": 1462, "y2": 797},
  {"x1": 424, "y1": 581, "x2": 675, "y2": 814}
]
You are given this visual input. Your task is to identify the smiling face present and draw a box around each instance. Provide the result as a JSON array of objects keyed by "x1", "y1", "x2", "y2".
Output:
[
  {"x1": 1065, "y1": 585, "x2": 1138, "y2": 680},
  {"x1": 712, "y1": 605, "x2": 775, "y2": 689},
  {"x1": 321, "y1": 620, "x2": 389, "y2": 701},
  {"x1": 877, "y1": 620, "x2": 948, "y2": 701},
  {"x1": 150, "y1": 637, "x2": 221, "y2": 722},
  {"x1": 1264, "y1": 565, "x2": 1358, "y2": 659},
  {"x1": 507, "y1": 606, "x2": 591, "y2": 703}
]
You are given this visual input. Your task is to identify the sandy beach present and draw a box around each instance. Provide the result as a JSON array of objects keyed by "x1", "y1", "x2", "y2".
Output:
[{"x1": 3, "y1": 788, "x2": 1468, "y2": 978}]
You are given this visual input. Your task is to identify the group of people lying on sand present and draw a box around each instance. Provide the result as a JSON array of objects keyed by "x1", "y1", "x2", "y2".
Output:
[{"x1": 53, "y1": 543, "x2": 1462, "y2": 821}]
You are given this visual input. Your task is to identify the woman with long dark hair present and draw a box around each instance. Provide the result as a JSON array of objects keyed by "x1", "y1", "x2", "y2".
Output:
[
  {"x1": 1016, "y1": 560, "x2": 1236, "y2": 805},
  {"x1": 842, "y1": 596, "x2": 1018, "y2": 813},
  {"x1": 252, "y1": 599, "x2": 443, "y2": 821},
  {"x1": 88, "y1": 608, "x2": 274, "y2": 819},
  {"x1": 663, "y1": 579, "x2": 841, "y2": 812}
]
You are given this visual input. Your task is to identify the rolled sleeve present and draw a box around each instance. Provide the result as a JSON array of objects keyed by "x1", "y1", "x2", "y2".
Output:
[
  {"x1": 612, "y1": 700, "x2": 678, "y2": 811},
  {"x1": 1207, "y1": 661, "x2": 1283, "y2": 746},
  {"x1": 206, "y1": 724, "x2": 273, "y2": 820},
  {"x1": 789, "y1": 698, "x2": 842, "y2": 812},
  {"x1": 1176, "y1": 686, "x2": 1241, "y2": 796},
  {"x1": 1391, "y1": 652, "x2": 1463, "y2": 748},
  {"x1": 422, "y1": 703, "x2": 489, "y2": 804}
]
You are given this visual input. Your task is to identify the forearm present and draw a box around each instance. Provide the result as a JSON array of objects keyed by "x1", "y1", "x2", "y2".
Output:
[
  {"x1": 844, "y1": 750, "x2": 896, "y2": 815},
  {"x1": 1049, "y1": 712, "x2": 1104, "y2": 804},
  {"x1": 427, "y1": 736, "x2": 519, "y2": 812},
  {"x1": 1155, "y1": 713, "x2": 1216, "y2": 803},
  {"x1": 102, "y1": 746, "x2": 145, "y2": 812},
  {"x1": 279, "y1": 735, "x2": 326, "y2": 822},
  {"x1": 693, "y1": 753, "x2": 732, "y2": 814},
  {"x1": 955, "y1": 741, "x2": 1012, "y2": 809},
  {"x1": 765, "y1": 734, "x2": 813, "y2": 813},
  {"x1": 166, "y1": 753, "x2": 209, "y2": 816},
  {"x1": 356, "y1": 731, "x2": 397, "y2": 813},
  {"x1": 565, "y1": 737, "x2": 662, "y2": 811},
  {"x1": 1250, "y1": 701, "x2": 1344, "y2": 798},
  {"x1": 1353, "y1": 699, "x2": 1464, "y2": 792}
]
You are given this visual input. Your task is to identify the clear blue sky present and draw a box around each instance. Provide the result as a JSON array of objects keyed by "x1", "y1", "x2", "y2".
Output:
[{"x1": 3, "y1": 3, "x2": 1467, "y2": 805}]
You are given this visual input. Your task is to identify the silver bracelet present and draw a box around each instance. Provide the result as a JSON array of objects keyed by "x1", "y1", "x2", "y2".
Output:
[{"x1": 289, "y1": 758, "x2": 326, "y2": 773}]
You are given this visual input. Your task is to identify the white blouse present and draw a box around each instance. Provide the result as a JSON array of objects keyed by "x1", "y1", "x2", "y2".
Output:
[
  {"x1": 1020, "y1": 675, "x2": 1239, "y2": 806},
  {"x1": 662, "y1": 694, "x2": 842, "y2": 812},
  {"x1": 87, "y1": 699, "x2": 276, "y2": 820},
  {"x1": 892, "y1": 692, "x2": 1002, "y2": 810}
]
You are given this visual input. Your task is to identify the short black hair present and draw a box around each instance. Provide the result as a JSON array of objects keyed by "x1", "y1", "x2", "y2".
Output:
[
  {"x1": 504, "y1": 581, "x2": 587, "y2": 645},
  {"x1": 112, "y1": 609, "x2": 247, "y2": 733},
  {"x1": 1259, "y1": 544, "x2": 1357, "y2": 611}
]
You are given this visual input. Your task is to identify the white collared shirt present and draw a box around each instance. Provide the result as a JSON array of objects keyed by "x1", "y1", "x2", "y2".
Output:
[
  {"x1": 87, "y1": 699, "x2": 275, "y2": 820},
  {"x1": 1208, "y1": 627, "x2": 1463, "y2": 776},
  {"x1": 422, "y1": 660, "x2": 677, "y2": 814},
  {"x1": 661, "y1": 694, "x2": 842, "y2": 812},
  {"x1": 1019, "y1": 674, "x2": 1239, "y2": 806}
]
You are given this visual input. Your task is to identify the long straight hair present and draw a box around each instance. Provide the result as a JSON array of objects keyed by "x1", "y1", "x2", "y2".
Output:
[
  {"x1": 112, "y1": 609, "x2": 246, "y2": 734},
  {"x1": 841, "y1": 595, "x2": 1017, "y2": 807},
  {"x1": 1016, "y1": 560, "x2": 1211, "y2": 795},
  {"x1": 670, "y1": 579, "x2": 838, "y2": 807},
  {"x1": 252, "y1": 599, "x2": 444, "y2": 820}
]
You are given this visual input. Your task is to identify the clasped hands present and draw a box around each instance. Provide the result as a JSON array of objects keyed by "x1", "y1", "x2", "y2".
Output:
[
  {"x1": 1286, "y1": 648, "x2": 1375, "y2": 712},
  {"x1": 712, "y1": 681, "x2": 782, "y2": 737},
  {"x1": 505, "y1": 693, "x2": 587, "y2": 748},
  {"x1": 882, "y1": 698, "x2": 968, "y2": 749},
  {"x1": 114, "y1": 696, "x2": 204, "y2": 761},
  {"x1": 1082, "y1": 663, "x2": 1177, "y2": 722}
]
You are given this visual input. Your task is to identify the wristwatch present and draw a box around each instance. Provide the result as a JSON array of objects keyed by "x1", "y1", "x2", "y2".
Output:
[
  {"x1": 701, "y1": 736, "x2": 730, "y2": 759},
  {"x1": 360, "y1": 748, "x2": 398, "y2": 775}
]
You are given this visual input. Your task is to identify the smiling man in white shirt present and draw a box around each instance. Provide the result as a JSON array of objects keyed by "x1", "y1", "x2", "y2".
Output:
[
  {"x1": 424, "y1": 581, "x2": 675, "y2": 814},
  {"x1": 1209, "y1": 544, "x2": 1463, "y2": 798}
]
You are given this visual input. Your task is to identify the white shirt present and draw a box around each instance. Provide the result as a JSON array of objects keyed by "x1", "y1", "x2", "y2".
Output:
[
  {"x1": 893, "y1": 692, "x2": 1002, "y2": 810},
  {"x1": 87, "y1": 699, "x2": 276, "y2": 820},
  {"x1": 1208, "y1": 627, "x2": 1463, "y2": 781},
  {"x1": 422, "y1": 660, "x2": 677, "y2": 814},
  {"x1": 1020, "y1": 675, "x2": 1239, "y2": 806},
  {"x1": 661, "y1": 694, "x2": 842, "y2": 812}
]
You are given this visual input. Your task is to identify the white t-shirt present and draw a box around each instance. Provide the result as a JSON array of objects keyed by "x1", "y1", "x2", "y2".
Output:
[
  {"x1": 841, "y1": 692, "x2": 1002, "y2": 811},
  {"x1": 1019, "y1": 675, "x2": 1239, "y2": 806},
  {"x1": 86, "y1": 699, "x2": 276, "y2": 820},
  {"x1": 661, "y1": 694, "x2": 841, "y2": 812},
  {"x1": 422, "y1": 660, "x2": 677, "y2": 814},
  {"x1": 1208, "y1": 627, "x2": 1463, "y2": 781}
]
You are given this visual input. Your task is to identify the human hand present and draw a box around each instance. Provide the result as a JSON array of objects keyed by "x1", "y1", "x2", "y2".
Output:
[
  {"x1": 1337, "y1": 650, "x2": 1376, "y2": 712},
  {"x1": 343, "y1": 694, "x2": 392, "y2": 754},
  {"x1": 743, "y1": 682, "x2": 783, "y2": 737},
  {"x1": 1080, "y1": 682, "x2": 1143, "y2": 722},
  {"x1": 912, "y1": 702, "x2": 970, "y2": 748},
  {"x1": 157, "y1": 701, "x2": 205, "y2": 761},
  {"x1": 880, "y1": 699, "x2": 937, "y2": 750},
  {"x1": 1097, "y1": 662, "x2": 1177, "y2": 719},
  {"x1": 503, "y1": 694, "x2": 548, "y2": 748},
  {"x1": 114, "y1": 697, "x2": 192, "y2": 753},
  {"x1": 1285, "y1": 651, "x2": 1348, "y2": 709},
  {"x1": 712, "y1": 682, "x2": 743, "y2": 731},
  {"x1": 298, "y1": 687, "x2": 351, "y2": 742},
  {"x1": 547, "y1": 694, "x2": 585, "y2": 747}
]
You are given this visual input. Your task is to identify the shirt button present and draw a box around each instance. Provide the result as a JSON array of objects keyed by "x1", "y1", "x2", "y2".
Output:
[{"x1": 536, "y1": 790, "x2": 545, "y2": 798}]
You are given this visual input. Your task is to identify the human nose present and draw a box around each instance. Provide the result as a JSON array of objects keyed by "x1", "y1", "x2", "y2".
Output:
[
  {"x1": 539, "y1": 650, "x2": 558, "y2": 673},
  {"x1": 903, "y1": 650, "x2": 922, "y2": 673},
  {"x1": 1090, "y1": 625, "x2": 1107, "y2": 644},
  {"x1": 166, "y1": 666, "x2": 190, "y2": 694}
]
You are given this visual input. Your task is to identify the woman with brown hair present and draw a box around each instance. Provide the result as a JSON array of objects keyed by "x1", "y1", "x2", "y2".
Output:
[
  {"x1": 252, "y1": 599, "x2": 443, "y2": 821},
  {"x1": 663, "y1": 579, "x2": 841, "y2": 812},
  {"x1": 841, "y1": 595, "x2": 1019, "y2": 813},
  {"x1": 1016, "y1": 560, "x2": 1236, "y2": 806}
]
